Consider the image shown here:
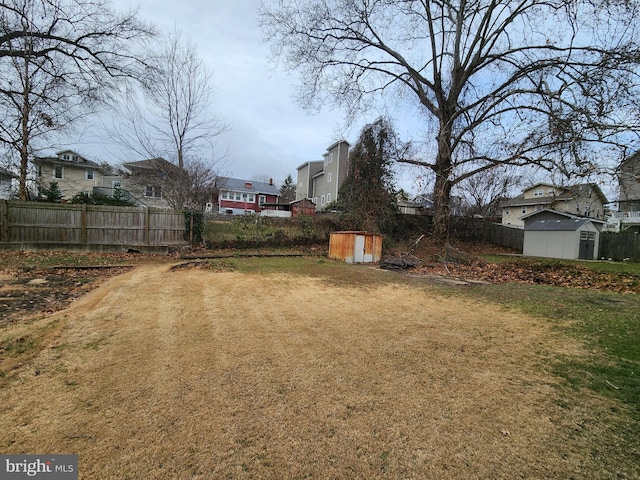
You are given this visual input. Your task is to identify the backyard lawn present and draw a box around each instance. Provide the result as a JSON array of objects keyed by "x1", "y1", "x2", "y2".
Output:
[{"x1": 0, "y1": 256, "x2": 638, "y2": 479}]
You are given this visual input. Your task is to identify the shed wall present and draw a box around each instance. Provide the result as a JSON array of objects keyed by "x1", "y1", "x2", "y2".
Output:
[
  {"x1": 524, "y1": 231, "x2": 577, "y2": 259},
  {"x1": 329, "y1": 232, "x2": 383, "y2": 263},
  {"x1": 523, "y1": 223, "x2": 599, "y2": 260}
]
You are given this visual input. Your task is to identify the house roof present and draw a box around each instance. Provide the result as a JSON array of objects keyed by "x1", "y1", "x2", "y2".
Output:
[
  {"x1": 296, "y1": 160, "x2": 323, "y2": 170},
  {"x1": 520, "y1": 208, "x2": 607, "y2": 224},
  {"x1": 325, "y1": 139, "x2": 350, "y2": 152},
  {"x1": 122, "y1": 158, "x2": 176, "y2": 173},
  {"x1": 502, "y1": 182, "x2": 609, "y2": 207},
  {"x1": 521, "y1": 209, "x2": 606, "y2": 232},
  {"x1": 219, "y1": 177, "x2": 280, "y2": 196},
  {"x1": 519, "y1": 208, "x2": 576, "y2": 221},
  {"x1": 32, "y1": 151, "x2": 111, "y2": 175},
  {"x1": 525, "y1": 218, "x2": 593, "y2": 231}
]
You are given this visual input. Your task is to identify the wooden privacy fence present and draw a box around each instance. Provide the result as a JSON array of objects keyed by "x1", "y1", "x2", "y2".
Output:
[
  {"x1": 450, "y1": 217, "x2": 524, "y2": 252},
  {"x1": 598, "y1": 232, "x2": 640, "y2": 262},
  {"x1": 0, "y1": 201, "x2": 186, "y2": 246}
]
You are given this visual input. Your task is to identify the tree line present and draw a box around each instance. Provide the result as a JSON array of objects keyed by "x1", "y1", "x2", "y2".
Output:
[
  {"x1": 261, "y1": 0, "x2": 640, "y2": 242},
  {"x1": 0, "y1": 0, "x2": 224, "y2": 209}
]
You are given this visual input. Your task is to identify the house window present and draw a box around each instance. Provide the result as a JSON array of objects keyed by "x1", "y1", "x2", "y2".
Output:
[
  {"x1": 85, "y1": 169, "x2": 94, "y2": 180},
  {"x1": 259, "y1": 195, "x2": 266, "y2": 205},
  {"x1": 145, "y1": 185, "x2": 162, "y2": 198},
  {"x1": 534, "y1": 188, "x2": 544, "y2": 196},
  {"x1": 327, "y1": 193, "x2": 331, "y2": 203},
  {"x1": 321, "y1": 194, "x2": 326, "y2": 206},
  {"x1": 54, "y1": 165, "x2": 63, "y2": 179},
  {"x1": 548, "y1": 188, "x2": 555, "y2": 195},
  {"x1": 328, "y1": 172, "x2": 332, "y2": 183},
  {"x1": 248, "y1": 194, "x2": 255, "y2": 202},
  {"x1": 63, "y1": 154, "x2": 70, "y2": 160},
  {"x1": 505, "y1": 207, "x2": 510, "y2": 215}
]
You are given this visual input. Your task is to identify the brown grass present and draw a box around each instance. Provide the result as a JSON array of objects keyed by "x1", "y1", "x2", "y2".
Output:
[{"x1": 0, "y1": 263, "x2": 626, "y2": 478}]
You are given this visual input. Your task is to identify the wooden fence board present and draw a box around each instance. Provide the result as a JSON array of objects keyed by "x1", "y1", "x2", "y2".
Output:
[
  {"x1": 598, "y1": 232, "x2": 640, "y2": 261},
  {"x1": 0, "y1": 200, "x2": 186, "y2": 246}
]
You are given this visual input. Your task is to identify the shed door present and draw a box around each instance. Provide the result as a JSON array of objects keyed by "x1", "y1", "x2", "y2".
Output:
[
  {"x1": 579, "y1": 231, "x2": 596, "y2": 260},
  {"x1": 354, "y1": 235, "x2": 365, "y2": 263}
]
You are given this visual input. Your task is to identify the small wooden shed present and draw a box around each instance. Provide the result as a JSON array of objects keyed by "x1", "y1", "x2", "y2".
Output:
[
  {"x1": 522, "y1": 209, "x2": 603, "y2": 260},
  {"x1": 329, "y1": 231, "x2": 383, "y2": 263}
]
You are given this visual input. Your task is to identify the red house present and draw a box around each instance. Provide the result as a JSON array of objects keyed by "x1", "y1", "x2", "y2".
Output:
[{"x1": 218, "y1": 177, "x2": 280, "y2": 215}]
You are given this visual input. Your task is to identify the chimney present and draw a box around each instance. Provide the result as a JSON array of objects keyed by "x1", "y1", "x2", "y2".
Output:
[
  {"x1": 269, "y1": 178, "x2": 273, "y2": 185},
  {"x1": 245, "y1": 182, "x2": 252, "y2": 189}
]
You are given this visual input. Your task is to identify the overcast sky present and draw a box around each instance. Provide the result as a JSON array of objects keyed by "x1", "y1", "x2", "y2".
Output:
[{"x1": 65, "y1": 0, "x2": 423, "y2": 193}]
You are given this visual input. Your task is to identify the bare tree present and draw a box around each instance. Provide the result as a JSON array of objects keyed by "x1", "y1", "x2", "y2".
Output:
[
  {"x1": 457, "y1": 167, "x2": 522, "y2": 218},
  {"x1": 114, "y1": 29, "x2": 226, "y2": 169},
  {"x1": 112, "y1": 29, "x2": 226, "y2": 209},
  {"x1": 0, "y1": 0, "x2": 154, "y2": 200},
  {"x1": 261, "y1": 0, "x2": 640, "y2": 241},
  {"x1": 163, "y1": 158, "x2": 221, "y2": 210}
]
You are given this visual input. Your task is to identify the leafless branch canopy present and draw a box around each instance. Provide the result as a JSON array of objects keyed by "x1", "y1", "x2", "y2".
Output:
[
  {"x1": 111, "y1": 29, "x2": 228, "y2": 171},
  {"x1": 261, "y1": 0, "x2": 640, "y2": 238},
  {"x1": 0, "y1": 0, "x2": 155, "y2": 199}
]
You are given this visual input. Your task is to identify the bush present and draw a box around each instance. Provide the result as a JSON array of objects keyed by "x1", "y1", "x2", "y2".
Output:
[
  {"x1": 39, "y1": 181, "x2": 63, "y2": 203},
  {"x1": 69, "y1": 191, "x2": 135, "y2": 206},
  {"x1": 184, "y1": 210, "x2": 205, "y2": 244}
]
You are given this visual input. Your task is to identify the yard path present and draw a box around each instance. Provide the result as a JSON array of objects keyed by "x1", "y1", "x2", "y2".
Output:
[{"x1": 0, "y1": 263, "x2": 612, "y2": 479}]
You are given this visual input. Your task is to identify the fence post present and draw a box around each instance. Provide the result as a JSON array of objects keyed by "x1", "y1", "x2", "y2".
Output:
[
  {"x1": 0, "y1": 200, "x2": 7, "y2": 242},
  {"x1": 81, "y1": 203, "x2": 87, "y2": 243},
  {"x1": 190, "y1": 212, "x2": 194, "y2": 244},
  {"x1": 144, "y1": 208, "x2": 150, "y2": 244}
]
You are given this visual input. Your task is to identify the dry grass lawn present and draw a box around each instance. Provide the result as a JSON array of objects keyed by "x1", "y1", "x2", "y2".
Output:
[{"x1": 0, "y1": 263, "x2": 625, "y2": 478}]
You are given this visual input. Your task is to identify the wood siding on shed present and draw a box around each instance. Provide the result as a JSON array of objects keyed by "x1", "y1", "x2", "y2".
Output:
[{"x1": 329, "y1": 231, "x2": 382, "y2": 263}]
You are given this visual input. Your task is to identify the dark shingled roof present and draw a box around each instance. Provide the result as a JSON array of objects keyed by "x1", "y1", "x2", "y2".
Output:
[{"x1": 525, "y1": 218, "x2": 592, "y2": 231}]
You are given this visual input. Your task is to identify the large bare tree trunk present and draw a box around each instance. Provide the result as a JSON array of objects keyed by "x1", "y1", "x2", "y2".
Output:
[
  {"x1": 19, "y1": 53, "x2": 30, "y2": 201},
  {"x1": 432, "y1": 113, "x2": 454, "y2": 243}
]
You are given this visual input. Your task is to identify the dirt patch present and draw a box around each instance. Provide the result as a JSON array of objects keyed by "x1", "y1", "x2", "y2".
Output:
[
  {"x1": 0, "y1": 264, "x2": 630, "y2": 478},
  {"x1": 0, "y1": 266, "x2": 132, "y2": 325}
]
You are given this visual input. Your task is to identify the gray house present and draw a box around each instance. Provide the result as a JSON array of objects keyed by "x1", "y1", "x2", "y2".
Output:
[
  {"x1": 522, "y1": 209, "x2": 604, "y2": 260},
  {"x1": 296, "y1": 140, "x2": 350, "y2": 210}
]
